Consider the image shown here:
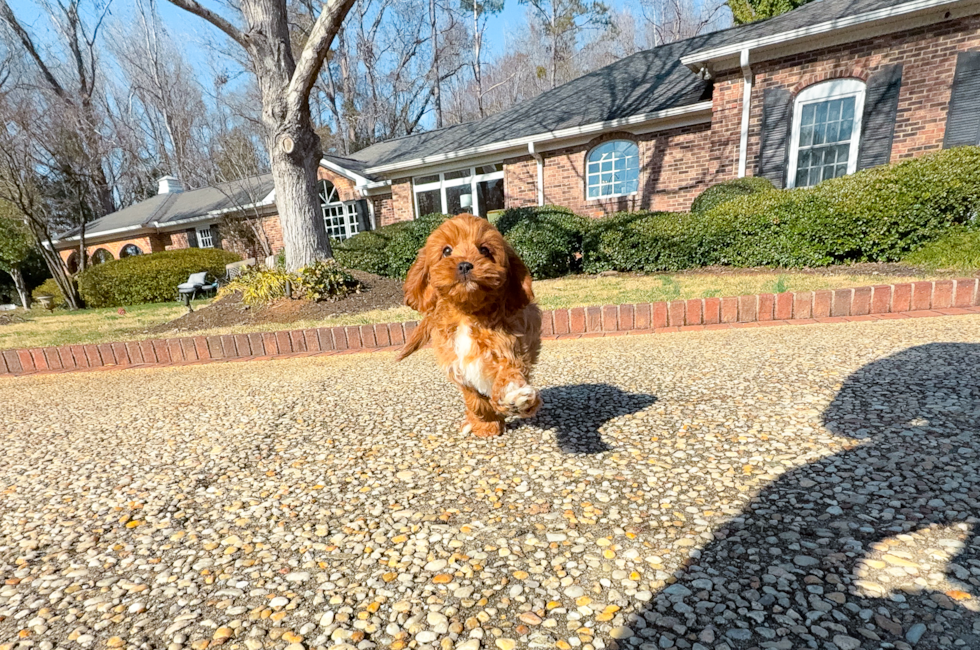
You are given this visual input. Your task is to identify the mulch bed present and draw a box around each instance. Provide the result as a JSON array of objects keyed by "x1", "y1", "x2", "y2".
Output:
[{"x1": 147, "y1": 270, "x2": 404, "y2": 335}]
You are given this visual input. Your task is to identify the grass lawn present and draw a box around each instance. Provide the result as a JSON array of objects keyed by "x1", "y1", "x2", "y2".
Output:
[
  {"x1": 0, "y1": 300, "x2": 210, "y2": 350},
  {"x1": 1, "y1": 269, "x2": 955, "y2": 350}
]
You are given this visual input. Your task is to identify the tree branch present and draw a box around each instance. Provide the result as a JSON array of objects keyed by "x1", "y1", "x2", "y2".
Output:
[
  {"x1": 287, "y1": 0, "x2": 358, "y2": 116},
  {"x1": 0, "y1": 0, "x2": 68, "y2": 99},
  {"x1": 164, "y1": 0, "x2": 247, "y2": 47}
]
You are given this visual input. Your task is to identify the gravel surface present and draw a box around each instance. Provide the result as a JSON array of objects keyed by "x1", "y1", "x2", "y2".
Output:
[{"x1": 1, "y1": 315, "x2": 978, "y2": 650}]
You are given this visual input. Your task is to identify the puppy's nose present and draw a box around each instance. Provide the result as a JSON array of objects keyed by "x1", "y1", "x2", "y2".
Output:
[{"x1": 457, "y1": 261, "x2": 474, "y2": 275}]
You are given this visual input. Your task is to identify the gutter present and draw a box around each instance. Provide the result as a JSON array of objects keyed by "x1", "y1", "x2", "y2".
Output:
[
  {"x1": 527, "y1": 142, "x2": 545, "y2": 206},
  {"x1": 738, "y1": 48, "x2": 753, "y2": 179},
  {"x1": 681, "y1": 0, "x2": 967, "y2": 71},
  {"x1": 362, "y1": 101, "x2": 713, "y2": 176}
]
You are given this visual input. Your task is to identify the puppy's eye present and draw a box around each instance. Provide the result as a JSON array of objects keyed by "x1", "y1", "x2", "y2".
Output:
[
  {"x1": 442, "y1": 246, "x2": 453, "y2": 257},
  {"x1": 479, "y1": 246, "x2": 492, "y2": 259}
]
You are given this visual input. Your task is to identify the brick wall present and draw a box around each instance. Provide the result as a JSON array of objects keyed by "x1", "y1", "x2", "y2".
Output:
[
  {"x1": 742, "y1": 14, "x2": 980, "y2": 175},
  {"x1": 58, "y1": 234, "x2": 165, "y2": 268},
  {"x1": 531, "y1": 125, "x2": 715, "y2": 217},
  {"x1": 316, "y1": 167, "x2": 360, "y2": 202},
  {"x1": 371, "y1": 193, "x2": 395, "y2": 227},
  {"x1": 390, "y1": 179, "x2": 414, "y2": 224},
  {"x1": 504, "y1": 155, "x2": 538, "y2": 208}
]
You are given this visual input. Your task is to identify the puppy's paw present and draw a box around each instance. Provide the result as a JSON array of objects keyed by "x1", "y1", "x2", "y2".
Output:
[
  {"x1": 463, "y1": 419, "x2": 504, "y2": 438},
  {"x1": 497, "y1": 382, "x2": 542, "y2": 418}
]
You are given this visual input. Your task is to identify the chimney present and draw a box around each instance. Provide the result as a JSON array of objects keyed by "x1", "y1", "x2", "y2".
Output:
[{"x1": 158, "y1": 175, "x2": 184, "y2": 195}]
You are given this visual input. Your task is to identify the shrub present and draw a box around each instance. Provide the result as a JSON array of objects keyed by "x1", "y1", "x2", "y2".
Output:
[
  {"x1": 296, "y1": 259, "x2": 362, "y2": 302},
  {"x1": 223, "y1": 260, "x2": 362, "y2": 306},
  {"x1": 31, "y1": 278, "x2": 69, "y2": 308},
  {"x1": 690, "y1": 176, "x2": 775, "y2": 213},
  {"x1": 585, "y1": 147, "x2": 980, "y2": 272},
  {"x1": 493, "y1": 206, "x2": 590, "y2": 279},
  {"x1": 333, "y1": 213, "x2": 449, "y2": 278},
  {"x1": 904, "y1": 226, "x2": 980, "y2": 270},
  {"x1": 78, "y1": 248, "x2": 240, "y2": 308},
  {"x1": 222, "y1": 266, "x2": 296, "y2": 306},
  {"x1": 582, "y1": 210, "x2": 734, "y2": 273}
]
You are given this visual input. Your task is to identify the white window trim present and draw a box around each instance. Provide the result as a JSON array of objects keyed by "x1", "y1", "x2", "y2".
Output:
[
  {"x1": 195, "y1": 224, "x2": 215, "y2": 249},
  {"x1": 787, "y1": 78, "x2": 866, "y2": 189},
  {"x1": 412, "y1": 166, "x2": 505, "y2": 218},
  {"x1": 319, "y1": 180, "x2": 362, "y2": 241},
  {"x1": 585, "y1": 140, "x2": 641, "y2": 201}
]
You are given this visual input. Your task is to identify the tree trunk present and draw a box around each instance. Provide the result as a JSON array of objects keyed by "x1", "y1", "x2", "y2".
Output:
[
  {"x1": 473, "y1": 4, "x2": 484, "y2": 118},
  {"x1": 430, "y1": 0, "x2": 442, "y2": 128},
  {"x1": 77, "y1": 221, "x2": 87, "y2": 274},
  {"x1": 9, "y1": 265, "x2": 30, "y2": 309},
  {"x1": 242, "y1": 0, "x2": 333, "y2": 271}
]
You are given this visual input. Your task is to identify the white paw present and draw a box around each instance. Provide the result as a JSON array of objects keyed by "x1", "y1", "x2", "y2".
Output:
[{"x1": 499, "y1": 383, "x2": 541, "y2": 418}]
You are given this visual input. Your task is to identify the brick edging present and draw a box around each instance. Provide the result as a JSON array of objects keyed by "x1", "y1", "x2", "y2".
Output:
[{"x1": 2, "y1": 278, "x2": 978, "y2": 377}]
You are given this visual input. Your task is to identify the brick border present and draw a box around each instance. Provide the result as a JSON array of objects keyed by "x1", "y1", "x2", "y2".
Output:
[{"x1": 2, "y1": 279, "x2": 979, "y2": 378}]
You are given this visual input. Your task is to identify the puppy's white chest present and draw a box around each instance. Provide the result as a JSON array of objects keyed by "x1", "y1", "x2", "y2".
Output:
[{"x1": 451, "y1": 325, "x2": 493, "y2": 396}]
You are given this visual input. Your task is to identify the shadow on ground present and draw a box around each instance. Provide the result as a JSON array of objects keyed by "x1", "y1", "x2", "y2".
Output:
[
  {"x1": 532, "y1": 383, "x2": 658, "y2": 454},
  {"x1": 619, "y1": 343, "x2": 980, "y2": 649}
]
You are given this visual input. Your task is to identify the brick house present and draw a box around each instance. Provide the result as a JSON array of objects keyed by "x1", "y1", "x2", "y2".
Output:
[{"x1": 55, "y1": 0, "x2": 980, "y2": 263}]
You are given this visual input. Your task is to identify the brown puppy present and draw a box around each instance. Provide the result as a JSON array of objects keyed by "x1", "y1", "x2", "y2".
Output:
[{"x1": 397, "y1": 214, "x2": 542, "y2": 437}]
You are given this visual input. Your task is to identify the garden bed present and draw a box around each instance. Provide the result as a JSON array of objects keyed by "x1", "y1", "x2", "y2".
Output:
[{"x1": 147, "y1": 270, "x2": 403, "y2": 336}]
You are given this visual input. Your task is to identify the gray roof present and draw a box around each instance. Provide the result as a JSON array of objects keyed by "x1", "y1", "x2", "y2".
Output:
[
  {"x1": 340, "y1": 0, "x2": 936, "y2": 171},
  {"x1": 58, "y1": 174, "x2": 274, "y2": 240}
]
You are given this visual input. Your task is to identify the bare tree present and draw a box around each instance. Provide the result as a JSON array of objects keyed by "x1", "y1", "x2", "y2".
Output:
[
  {"x1": 111, "y1": 0, "x2": 213, "y2": 190},
  {"x1": 519, "y1": 0, "x2": 610, "y2": 88},
  {"x1": 0, "y1": 0, "x2": 115, "y2": 219},
  {"x1": 460, "y1": 0, "x2": 504, "y2": 118},
  {"x1": 165, "y1": 0, "x2": 358, "y2": 270},
  {"x1": 641, "y1": 0, "x2": 727, "y2": 46}
]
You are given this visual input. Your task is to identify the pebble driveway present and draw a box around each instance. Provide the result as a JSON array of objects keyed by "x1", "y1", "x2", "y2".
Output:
[{"x1": 1, "y1": 315, "x2": 978, "y2": 650}]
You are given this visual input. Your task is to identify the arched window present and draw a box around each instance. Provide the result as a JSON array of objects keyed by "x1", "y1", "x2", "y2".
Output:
[
  {"x1": 788, "y1": 78, "x2": 866, "y2": 188},
  {"x1": 120, "y1": 244, "x2": 143, "y2": 258},
  {"x1": 66, "y1": 251, "x2": 79, "y2": 274},
  {"x1": 586, "y1": 140, "x2": 640, "y2": 199},
  {"x1": 318, "y1": 179, "x2": 360, "y2": 241},
  {"x1": 90, "y1": 249, "x2": 114, "y2": 265}
]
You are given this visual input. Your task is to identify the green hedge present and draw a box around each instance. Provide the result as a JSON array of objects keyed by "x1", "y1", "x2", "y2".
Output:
[
  {"x1": 690, "y1": 176, "x2": 775, "y2": 213},
  {"x1": 492, "y1": 206, "x2": 590, "y2": 279},
  {"x1": 334, "y1": 213, "x2": 448, "y2": 279},
  {"x1": 78, "y1": 248, "x2": 240, "y2": 308},
  {"x1": 584, "y1": 147, "x2": 980, "y2": 272}
]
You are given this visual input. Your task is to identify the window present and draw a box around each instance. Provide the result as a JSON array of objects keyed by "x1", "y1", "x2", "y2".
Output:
[
  {"x1": 196, "y1": 226, "x2": 215, "y2": 248},
  {"x1": 788, "y1": 79, "x2": 865, "y2": 189},
  {"x1": 587, "y1": 140, "x2": 639, "y2": 199},
  {"x1": 412, "y1": 164, "x2": 505, "y2": 218},
  {"x1": 319, "y1": 180, "x2": 361, "y2": 241},
  {"x1": 90, "y1": 249, "x2": 113, "y2": 265},
  {"x1": 120, "y1": 244, "x2": 143, "y2": 258}
]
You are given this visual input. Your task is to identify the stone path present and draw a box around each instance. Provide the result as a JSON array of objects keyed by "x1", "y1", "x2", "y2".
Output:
[{"x1": 1, "y1": 314, "x2": 978, "y2": 650}]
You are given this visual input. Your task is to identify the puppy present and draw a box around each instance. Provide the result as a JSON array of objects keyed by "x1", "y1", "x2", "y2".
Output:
[{"x1": 397, "y1": 214, "x2": 542, "y2": 437}]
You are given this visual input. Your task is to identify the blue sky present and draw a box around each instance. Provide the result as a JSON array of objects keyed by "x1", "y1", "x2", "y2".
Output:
[{"x1": 6, "y1": 0, "x2": 638, "y2": 77}]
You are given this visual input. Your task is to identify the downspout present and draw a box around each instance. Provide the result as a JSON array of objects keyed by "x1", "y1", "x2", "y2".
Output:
[
  {"x1": 738, "y1": 48, "x2": 753, "y2": 178},
  {"x1": 528, "y1": 141, "x2": 544, "y2": 206}
]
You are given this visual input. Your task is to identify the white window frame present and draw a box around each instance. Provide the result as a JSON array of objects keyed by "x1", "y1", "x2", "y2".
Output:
[
  {"x1": 787, "y1": 78, "x2": 866, "y2": 189},
  {"x1": 319, "y1": 179, "x2": 361, "y2": 241},
  {"x1": 412, "y1": 165, "x2": 505, "y2": 218},
  {"x1": 586, "y1": 140, "x2": 640, "y2": 200},
  {"x1": 195, "y1": 225, "x2": 215, "y2": 249}
]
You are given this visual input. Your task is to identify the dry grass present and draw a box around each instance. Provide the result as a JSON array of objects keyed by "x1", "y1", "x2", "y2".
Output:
[{"x1": 1, "y1": 270, "x2": 945, "y2": 349}]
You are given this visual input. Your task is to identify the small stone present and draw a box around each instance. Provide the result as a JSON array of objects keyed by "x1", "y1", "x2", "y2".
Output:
[
  {"x1": 609, "y1": 627, "x2": 632, "y2": 640},
  {"x1": 495, "y1": 640, "x2": 516, "y2": 650},
  {"x1": 106, "y1": 638, "x2": 125, "y2": 648},
  {"x1": 906, "y1": 624, "x2": 927, "y2": 645},
  {"x1": 793, "y1": 556, "x2": 819, "y2": 567},
  {"x1": 270, "y1": 596, "x2": 289, "y2": 608},
  {"x1": 833, "y1": 635, "x2": 860, "y2": 650},
  {"x1": 725, "y1": 629, "x2": 751, "y2": 641}
]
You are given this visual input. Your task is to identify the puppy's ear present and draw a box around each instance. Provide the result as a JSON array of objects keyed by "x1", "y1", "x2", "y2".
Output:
[
  {"x1": 404, "y1": 248, "x2": 437, "y2": 313},
  {"x1": 504, "y1": 244, "x2": 535, "y2": 313}
]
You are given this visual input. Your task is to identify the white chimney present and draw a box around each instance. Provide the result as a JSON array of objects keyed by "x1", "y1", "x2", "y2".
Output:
[{"x1": 158, "y1": 175, "x2": 184, "y2": 195}]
